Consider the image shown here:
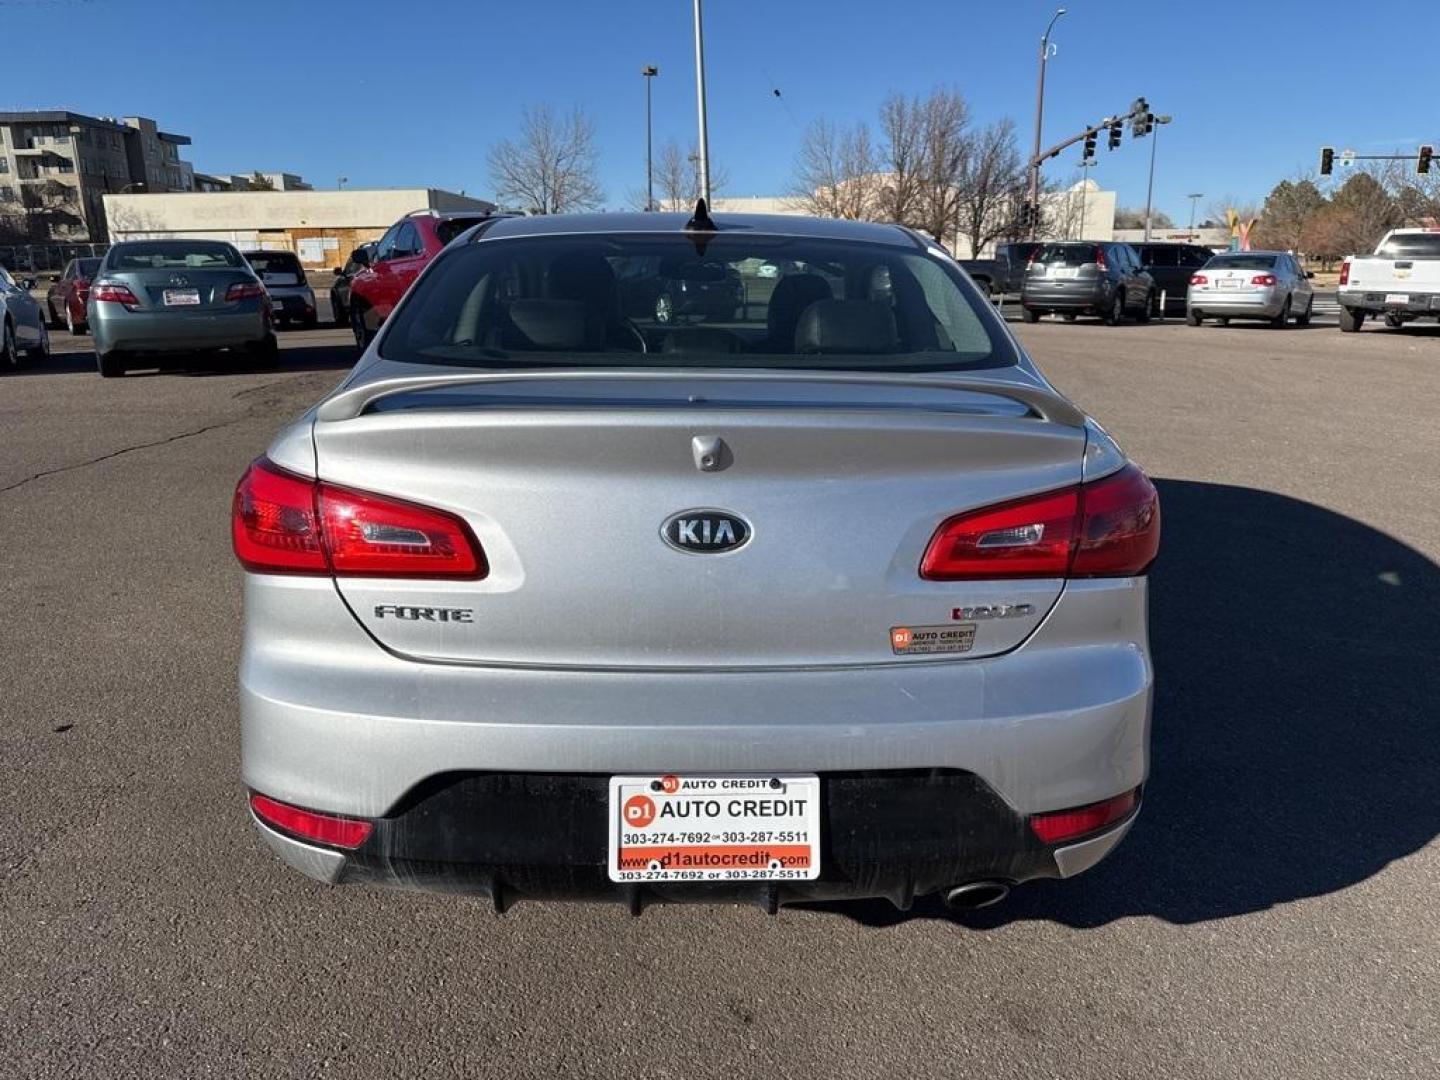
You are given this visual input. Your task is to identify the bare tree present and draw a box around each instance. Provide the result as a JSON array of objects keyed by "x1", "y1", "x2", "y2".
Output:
[
  {"x1": 1038, "y1": 175, "x2": 1086, "y2": 240},
  {"x1": 913, "y1": 89, "x2": 971, "y2": 246},
  {"x1": 874, "y1": 92, "x2": 926, "y2": 226},
  {"x1": 646, "y1": 139, "x2": 729, "y2": 211},
  {"x1": 1115, "y1": 205, "x2": 1174, "y2": 229},
  {"x1": 788, "y1": 118, "x2": 878, "y2": 219},
  {"x1": 955, "y1": 118, "x2": 1026, "y2": 257},
  {"x1": 488, "y1": 104, "x2": 604, "y2": 214}
]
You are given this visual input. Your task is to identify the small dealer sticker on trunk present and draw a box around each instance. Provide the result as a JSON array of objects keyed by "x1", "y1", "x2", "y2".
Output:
[
  {"x1": 890, "y1": 624, "x2": 977, "y2": 655},
  {"x1": 607, "y1": 775, "x2": 821, "y2": 883}
]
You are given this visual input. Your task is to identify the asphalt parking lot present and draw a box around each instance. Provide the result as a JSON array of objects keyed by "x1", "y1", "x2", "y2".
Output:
[{"x1": 2, "y1": 315, "x2": 1436, "y2": 1079}]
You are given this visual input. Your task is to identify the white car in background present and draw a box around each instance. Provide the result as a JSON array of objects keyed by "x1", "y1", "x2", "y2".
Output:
[{"x1": 1, "y1": 264, "x2": 51, "y2": 370}]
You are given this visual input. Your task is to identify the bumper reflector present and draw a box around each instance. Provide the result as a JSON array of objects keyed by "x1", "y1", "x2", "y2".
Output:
[
  {"x1": 1028, "y1": 788, "x2": 1139, "y2": 845},
  {"x1": 249, "y1": 793, "x2": 374, "y2": 850}
]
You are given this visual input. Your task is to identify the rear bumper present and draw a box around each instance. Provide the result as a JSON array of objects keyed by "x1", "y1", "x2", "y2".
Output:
[
  {"x1": 1021, "y1": 283, "x2": 1109, "y2": 312},
  {"x1": 240, "y1": 575, "x2": 1152, "y2": 904},
  {"x1": 250, "y1": 774, "x2": 1140, "y2": 911},
  {"x1": 89, "y1": 304, "x2": 269, "y2": 353},
  {"x1": 1337, "y1": 287, "x2": 1440, "y2": 314},
  {"x1": 269, "y1": 288, "x2": 317, "y2": 320},
  {"x1": 1188, "y1": 290, "x2": 1283, "y2": 318}
]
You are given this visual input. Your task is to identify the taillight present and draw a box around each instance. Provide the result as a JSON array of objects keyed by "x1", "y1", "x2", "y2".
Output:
[
  {"x1": 920, "y1": 464, "x2": 1159, "y2": 580},
  {"x1": 231, "y1": 458, "x2": 487, "y2": 578},
  {"x1": 1189, "y1": 274, "x2": 1208, "y2": 286},
  {"x1": 226, "y1": 281, "x2": 266, "y2": 301},
  {"x1": 1094, "y1": 247, "x2": 1107, "y2": 269},
  {"x1": 1338, "y1": 259, "x2": 1351, "y2": 286},
  {"x1": 249, "y1": 793, "x2": 374, "y2": 849},
  {"x1": 1029, "y1": 788, "x2": 1138, "y2": 844},
  {"x1": 319, "y1": 480, "x2": 485, "y2": 577},
  {"x1": 1251, "y1": 274, "x2": 1276, "y2": 286},
  {"x1": 92, "y1": 282, "x2": 139, "y2": 306}
]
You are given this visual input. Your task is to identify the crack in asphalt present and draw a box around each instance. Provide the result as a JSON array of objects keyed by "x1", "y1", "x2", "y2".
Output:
[{"x1": 0, "y1": 419, "x2": 242, "y2": 496}]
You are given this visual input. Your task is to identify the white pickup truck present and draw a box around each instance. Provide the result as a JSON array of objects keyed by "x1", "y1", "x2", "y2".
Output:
[{"x1": 1337, "y1": 228, "x2": 1440, "y2": 331}]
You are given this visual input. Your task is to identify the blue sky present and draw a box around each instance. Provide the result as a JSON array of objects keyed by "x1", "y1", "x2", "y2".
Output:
[{"x1": 1, "y1": 0, "x2": 1432, "y2": 220}]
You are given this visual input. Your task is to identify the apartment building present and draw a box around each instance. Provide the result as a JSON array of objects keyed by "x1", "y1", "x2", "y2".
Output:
[{"x1": 0, "y1": 111, "x2": 194, "y2": 242}]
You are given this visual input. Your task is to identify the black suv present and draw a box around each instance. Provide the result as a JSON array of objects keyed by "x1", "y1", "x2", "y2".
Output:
[
  {"x1": 1132, "y1": 242, "x2": 1215, "y2": 315},
  {"x1": 1020, "y1": 242, "x2": 1156, "y2": 324}
]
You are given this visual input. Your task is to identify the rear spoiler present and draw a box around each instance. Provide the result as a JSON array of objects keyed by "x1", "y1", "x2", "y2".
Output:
[{"x1": 315, "y1": 369, "x2": 1087, "y2": 428}]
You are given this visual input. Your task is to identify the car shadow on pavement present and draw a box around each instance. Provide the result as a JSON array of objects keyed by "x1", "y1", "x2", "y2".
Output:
[
  {"x1": 8, "y1": 338, "x2": 359, "y2": 378},
  {"x1": 813, "y1": 479, "x2": 1440, "y2": 929}
]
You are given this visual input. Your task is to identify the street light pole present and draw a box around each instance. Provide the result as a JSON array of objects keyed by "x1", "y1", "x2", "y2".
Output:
[
  {"x1": 1142, "y1": 114, "x2": 1173, "y2": 242},
  {"x1": 1027, "y1": 7, "x2": 1066, "y2": 240},
  {"x1": 642, "y1": 66, "x2": 659, "y2": 211},
  {"x1": 692, "y1": 0, "x2": 711, "y2": 204},
  {"x1": 1187, "y1": 192, "x2": 1204, "y2": 237}
]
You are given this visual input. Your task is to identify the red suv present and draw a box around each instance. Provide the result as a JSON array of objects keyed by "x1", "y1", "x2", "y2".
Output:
[{"x1": 348, "y1": 210, "x2": 497, "y2": 346}]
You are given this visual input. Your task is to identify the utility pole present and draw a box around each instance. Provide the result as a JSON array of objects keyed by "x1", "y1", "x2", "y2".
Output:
[
  {"x1": 1027, "y1": 7, "x2": 1066, "y2": 240},
  {"x1": 642, "y1": 66, "x2": 659, "y2": 211},
  {"x1": 1187, "y1": 192, "x2": 1204, "y2": 237},
  {"x1": 1142, "y1": 114, "x2": 1172, "y2": 241},
  {"x1": 692, "y1": 0, "x2": 711, "y2": 204}
]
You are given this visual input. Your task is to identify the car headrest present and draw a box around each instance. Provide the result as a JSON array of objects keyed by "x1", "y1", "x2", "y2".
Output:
[
  {"x1": 547, "y1": 251, "x2": 619, "y2": 312},
  {"x1": 505, "y1": 299, "x2": 600, "y2": 350},
  {"x1": 766, "y1": 274, "x2": 832, "y2": 343},
  {"x1": 794, "y1": 299, "x2": 899, "y2": 354},
  {"x1": 661, "y1": 328, "x2": 740, "y2": 354}
]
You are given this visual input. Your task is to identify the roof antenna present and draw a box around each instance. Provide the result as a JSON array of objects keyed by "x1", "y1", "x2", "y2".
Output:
[{"x1": 684, "y1": 198, "x2": 717, "y2": 232}]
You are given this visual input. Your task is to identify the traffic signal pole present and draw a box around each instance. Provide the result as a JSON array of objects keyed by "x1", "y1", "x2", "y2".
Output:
[{"x1": 1026, "y1": 99, "x2": 1155, "y2": 237}]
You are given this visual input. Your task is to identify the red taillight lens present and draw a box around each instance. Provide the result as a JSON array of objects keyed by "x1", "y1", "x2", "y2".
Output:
[
  {"x1": 249, "y1": 793, "x2": 374, "y2": 849},
  {"x1": 1338, "y1": 260, "x2": 1351, "y2": 286},
  {"x1": 1251, "y1": 274, "x2": 1276, "y2": 286},
  {"x1": 92, "y1": 282, "x2": 139, "y2": 306},
  {"x1": 1029, "y1": 788, "x2": 1138, "y2": 844},
  {"x1": 232, "y1": 458, "x2": 328, "y2": 573},
  {"x1": 1094, "y1": 247, "x2": 1107, "y2": 269},
  {"x1": 226, "y1": 281, "x2": 266, "y2": 301},
  {"x1": 921, "y1": 487, "x2": 1080, "y2": 579},
  {"x1": 231, "y1": 458, "x2": 487, "y2": 578},
  {"x1": 1070, "y1": 464, "x2": 1161, "y2": 577},
  {"x1": 319, "y1": 481, "x2": 486, "y2": 578},
  {"x1": 920, "y1": 464, "x2": 1159, "y2": 580},
  {"x1": 1189, "y1": 274, "x2": 1208, "y2": 286}
]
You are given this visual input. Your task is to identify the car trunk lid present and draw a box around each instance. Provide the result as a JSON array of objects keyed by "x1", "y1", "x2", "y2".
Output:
[{"x1": 310, "y1": 372, "x2": 1088, "y2": 669}]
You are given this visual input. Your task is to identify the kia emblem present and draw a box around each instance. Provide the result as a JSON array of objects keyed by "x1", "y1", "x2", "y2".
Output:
[{"x1": 660, "y1": 509, "x2": 751, "y2": 554}]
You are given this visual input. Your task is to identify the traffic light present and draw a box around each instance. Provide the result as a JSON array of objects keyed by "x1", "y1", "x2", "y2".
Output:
[
  {"x1": 1419, "y1": 145, "x2": 1434, "y2": 175},
  {"x1": 1130, "y1": 98, "x2": 1150, "y2": 137},
  {"x1": 1319, "y1": 146, "x2": 1334, "y2": 176},
  {"x1": 1108, "y1": 122, "x2": 1123, "y2": 151},
  {"x1": 1082, "y1": 131, "x2": 1097, "y2": 161}
]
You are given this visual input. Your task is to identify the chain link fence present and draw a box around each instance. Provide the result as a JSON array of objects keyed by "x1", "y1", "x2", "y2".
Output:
[{"x1": 0, "y1": 242, "x2": 110, "y2": 276}]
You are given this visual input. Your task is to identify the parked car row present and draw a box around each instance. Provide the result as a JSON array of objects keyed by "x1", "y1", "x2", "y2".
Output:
[{"x1": 998, "y1": 239, "x2": 1315, "y2": 329}]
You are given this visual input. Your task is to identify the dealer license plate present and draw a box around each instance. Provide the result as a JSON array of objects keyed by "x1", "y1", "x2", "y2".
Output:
[
  {"x1": 607, "y1": 774, "x2": 821, "y2": 883},
  {"x1": 163, "y1": 288, "x2": 200, "y2": 306},
  {"x1": 1385, "y1": 293, "x2": 1410, "y2": 305}
]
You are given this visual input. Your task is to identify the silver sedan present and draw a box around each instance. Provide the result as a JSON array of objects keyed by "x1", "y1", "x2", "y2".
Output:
[
  {"x1": 1186, "y1": 250, "x2": 1314, "y2": 327},
  {"x1": 234, "y1": 211, "x2": 1160, "y2": 913},
  {"x1": 1, "y1": 264, "x2": 50, "y2": 371}
]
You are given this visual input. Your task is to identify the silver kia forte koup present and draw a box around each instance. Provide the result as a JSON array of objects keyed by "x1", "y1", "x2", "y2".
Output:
[{"x1": 234, "y1": 208, "x2": 1159, "y2": 913}]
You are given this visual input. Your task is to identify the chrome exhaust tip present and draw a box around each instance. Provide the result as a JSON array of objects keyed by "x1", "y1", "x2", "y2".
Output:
[{"x1": 942, "y1": 880, "x2": 1011, "y2": 910}]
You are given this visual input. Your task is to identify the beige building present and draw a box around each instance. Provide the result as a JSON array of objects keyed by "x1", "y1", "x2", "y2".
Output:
[
  {"x1": 0, "y1": 111, "x2": 194, "y2": 241},
  {"x1": 102, "y1": 187, "x2": 495, "y2": 267},
  {"x1": 679, "y1": 183, "x2": 1119, "y2": 256}
]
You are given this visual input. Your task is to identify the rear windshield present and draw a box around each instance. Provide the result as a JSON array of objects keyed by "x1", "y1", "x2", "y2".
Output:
[
  {"x1": 435, "y1": 217, "x2": 490, "y2": 246},
  {"x1": 105, "y1": 241, "x2": 243, "y2": 271},
  {"x1": 1203, "y1": 254, "x2": 1277, "y2": 271},
  {"x1": 244, "y1": 251, "x2": 303, "y2": 275},
  {"x1": 1376, "y1": 233, "x2": 1440, "y2": 258},
  {"x1": 1035, "y1": 243, "x2": 1099, "y2": 265},
  {"x1": 76, "y1": 258, "x2": 101, "y2": 276},
  {"x1": 378, "y1": 234, "x2": 1015, "y2": 372}
]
